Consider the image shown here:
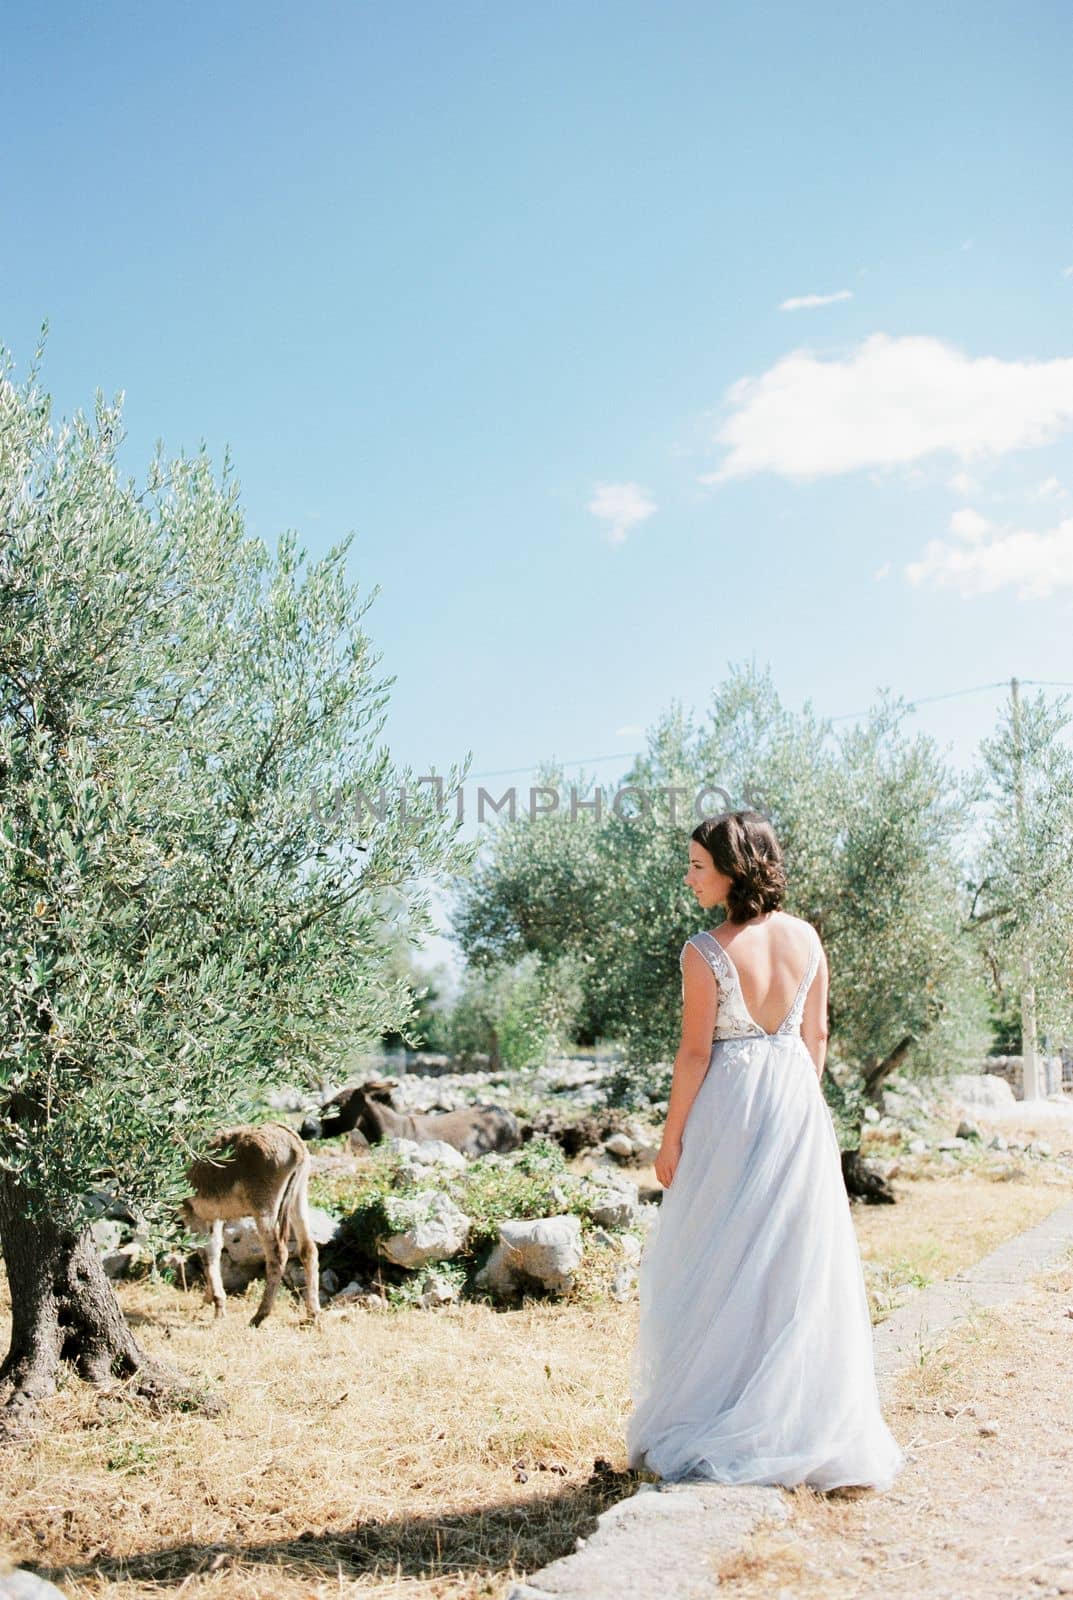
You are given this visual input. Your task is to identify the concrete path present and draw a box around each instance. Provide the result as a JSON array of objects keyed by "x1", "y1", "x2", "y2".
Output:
[
  {"x1": 871, "y1": 1195, "x2": 1073, "y2": 1397},
  {"x1": 508, "y1": 1196, "x2": 1073, "y2": 1600}
]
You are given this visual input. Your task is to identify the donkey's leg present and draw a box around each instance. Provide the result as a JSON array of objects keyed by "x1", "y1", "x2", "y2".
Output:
[
  {"x1": 204, "y1": 1218, "x2": 226, "y2": 1319},
  {"x1": 250, "y1": 1212, "x2": 286, "y2": 1327},
  {"x1": 290, "y1": 1170, "x2": 321, "y2": 1321}
]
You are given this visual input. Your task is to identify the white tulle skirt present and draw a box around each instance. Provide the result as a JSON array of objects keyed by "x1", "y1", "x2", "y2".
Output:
[{"x1": 626, "y1": 1033, "x2": 904, "y2": 1492}]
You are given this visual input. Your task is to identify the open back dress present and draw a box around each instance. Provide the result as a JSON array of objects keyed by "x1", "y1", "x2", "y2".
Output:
[{"x1": 625, "y1": 923, "x2": 905, "y2": 1491}]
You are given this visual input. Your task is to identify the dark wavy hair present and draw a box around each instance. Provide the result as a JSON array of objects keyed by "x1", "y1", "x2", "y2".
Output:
[{"x1": 691, "y1": 810, "x2": 787, "y2": 924}]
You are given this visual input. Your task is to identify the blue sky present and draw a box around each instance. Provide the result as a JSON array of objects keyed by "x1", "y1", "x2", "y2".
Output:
[{"x1": 4, "y1": 0, "x2": 1072, "y2": 843}]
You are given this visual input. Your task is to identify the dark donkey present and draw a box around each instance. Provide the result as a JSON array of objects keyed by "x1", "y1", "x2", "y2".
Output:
[{"x1": 302, "y1": 1080, "x2": 520, "y2": 1157}]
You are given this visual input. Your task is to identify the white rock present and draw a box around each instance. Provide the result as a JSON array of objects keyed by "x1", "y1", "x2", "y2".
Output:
[
  {"x1": 590, "y1": 1162, "x2": 639, "y2": 1193},
  {"x1": 477, "y1": 1215, "x2": 583, "y2": 1298},
  {"x1": 420, "y1": 1273, "x2": 460, "y2": 1308},
  {"x1": 379, "y1": 1192, "x2": 471, "y2": 1268},
  {"x1": 305, "y1": 1206, "x2": 342, "y2": 1245},
  {"x1": 863, "y1": 1105, "x2": 880, "y2": 1124},
  {"x1": 0, "y1": 1570, "x2": 71, "y2": 1599},
  {"x1": 604, "y1": 1133, "x2": 635, "y2": 1158},
  {"x1": 586, "y1": 1183, "x2": 641, "y2": 1230},
  {"x1": 91, "y1": 1219, "x2": 124, "y2": 1253},
  {"x1": 218, "y1": 1258, "x2": 261, "y2": 1294},
  {"x1": 102, "y1": 1244, "x2": 140, "y2": 1280},
  {"x1": 219, "y1": 1218, "x2": 267, "y2": 1266},
  {"x1": 387, "y1": 1136, "x2": 467, "y2": 1170},
  {"x1": 333, "y1": 1279, "x2": 368, "y2": 1302},
  {"x1": 907, "y1": 1137, "x2": 928, "y2": 1155},
  {"x1": 948, "y1": 1073, "x2": 1017, "y2": 1110},
  {"x1": 610, "y1": 1262, "x2": 638, "y2": 1302},
  {"x1": 216, "y1": 1205, "x2": 338, "y2": 1269}
]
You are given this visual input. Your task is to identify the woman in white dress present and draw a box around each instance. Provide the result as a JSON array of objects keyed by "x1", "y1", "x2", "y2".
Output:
[{"x1": 626, "y1": 811, "x2": 904, "y2": 1491}]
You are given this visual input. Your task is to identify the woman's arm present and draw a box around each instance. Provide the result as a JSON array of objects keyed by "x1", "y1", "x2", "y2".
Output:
[
  {"x1": 800, "y1": 942, "x2": 830, "y2": 1080},
  {"x1": 655, "y1": 943, "x2": 718, "y2": 1188}
]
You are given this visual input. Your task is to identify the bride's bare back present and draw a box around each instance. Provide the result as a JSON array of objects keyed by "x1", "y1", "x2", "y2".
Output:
[{"x1": 710, "y1": 910, "x2": 818, "y2": 1037}]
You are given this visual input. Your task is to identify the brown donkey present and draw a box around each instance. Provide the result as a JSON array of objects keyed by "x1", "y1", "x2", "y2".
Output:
[{"x1": 182, "y1": 1123, "x2": 320, "y2": 1326}]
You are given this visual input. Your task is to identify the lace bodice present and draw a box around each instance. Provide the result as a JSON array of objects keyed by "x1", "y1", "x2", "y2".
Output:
[{"x1": 680, "y1": 923, "x2": 821, "y2": 1043}]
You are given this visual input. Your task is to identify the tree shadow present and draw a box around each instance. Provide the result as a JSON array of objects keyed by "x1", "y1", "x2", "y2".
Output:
[{"x1": 33, "y1": 1465, "x2": 638, "y2": 1590}]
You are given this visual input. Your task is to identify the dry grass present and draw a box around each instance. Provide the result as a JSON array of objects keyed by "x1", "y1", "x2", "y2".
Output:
[
  {"x1": 1, "y1": 1166, "x2": 1071, "y2": 1597},
  {"x1": 0, "y1": 1282, "x2": 638, "y2": 1597}
]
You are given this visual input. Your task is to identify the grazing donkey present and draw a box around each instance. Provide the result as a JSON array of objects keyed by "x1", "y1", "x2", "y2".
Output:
[
  {"x1": 302, "y1": 1079, "x2": 521, "y2": 1157},
  {"x1": 182, "y1": 1123, "x2": 319, "y2": 1327}
]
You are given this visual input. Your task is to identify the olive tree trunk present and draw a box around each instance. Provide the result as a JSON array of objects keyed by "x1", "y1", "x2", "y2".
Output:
[{"x1": 0, "y1": 1173, "x2": 214, "y2": 1418}]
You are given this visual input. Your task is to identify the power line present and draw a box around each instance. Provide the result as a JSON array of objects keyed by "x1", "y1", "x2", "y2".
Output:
[
  {"x1": 469, "y1": 751, "x2": 642, "y2": 781},
  {"x1": 466, "y1": 678, "x2": 1073, "y2": 782},
  {"x1": 828, "y1": 679, "x2": 1009, "y2": 723}
]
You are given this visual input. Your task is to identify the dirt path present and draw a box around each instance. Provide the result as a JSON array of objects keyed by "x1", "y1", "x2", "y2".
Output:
[{"x1": 715, "y1": 1250, "x2": 1073, "y2": 1600}]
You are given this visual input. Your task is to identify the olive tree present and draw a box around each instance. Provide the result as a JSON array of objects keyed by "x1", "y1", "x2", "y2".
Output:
[
  {"x1": 453, "y1": 764, "x2": 607, "y2": 1042},
  {"x1": 0, "y1": 351, "x2": 473, "y2": 1413},
  {"x1": 966, "y1": 681, "x2": 1073, "y2": 1095},
  {"x1": 445, "y1": 949, "x2": 585, "y2": 1070}
]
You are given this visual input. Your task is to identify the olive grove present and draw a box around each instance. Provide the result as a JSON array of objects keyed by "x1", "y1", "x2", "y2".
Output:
[{"x1": 0, "y1": 352, "x2": 473, "y2": 1413}]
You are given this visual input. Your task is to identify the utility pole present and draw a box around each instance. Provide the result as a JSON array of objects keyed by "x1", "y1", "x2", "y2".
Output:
[{"x1": 1011, "y1": 676, "x2": 1041, "y2": 1101}]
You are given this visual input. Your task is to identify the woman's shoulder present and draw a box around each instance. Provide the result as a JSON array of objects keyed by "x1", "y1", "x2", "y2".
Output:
[
  {"x1": 702, "y1": 910, "x2": 813, "y2": 939},
  {"x1": 774, "y1": 910, "x2": 822, "y2": 946},
  {"x1": 691, "y1": 912, "x2": 821, "y2": 952}
]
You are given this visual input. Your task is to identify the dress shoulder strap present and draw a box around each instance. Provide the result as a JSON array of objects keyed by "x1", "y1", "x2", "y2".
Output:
[
  {"x1": 793, "y1": 921, "x2": 823, "y2": 1005},
  {"x1": 807, "y1": 920, "x2": 822, "y2": 976},
  {"x1": 679, "y1": 933, "x2": 730, "y2": 1001},
  {"x1": 680, "y1": 932, "x2": 731, "y2": 978}
]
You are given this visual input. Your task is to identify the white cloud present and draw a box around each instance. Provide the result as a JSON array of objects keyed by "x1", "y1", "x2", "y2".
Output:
[
  {"x1": 872, "y1": 561, "x2": 891, "y2": 581},
  {"x1": 949, "y1": 507, "x2": 991, "y2": 542},
  {"x1": 615, "y1": 724, "x2": 644, "y2": 737},
  {"x1": 704, "y1": 335, "x2": 1073, "y2": 482},
  {"x1": 588, "y1": 482, "x2": 656, "y2": 544},
  {"x1": 779, "y1": 290, "x2": 853, "y2": 312},
  {"x1": 1035, "y1": 475, "x2": 1066, "y2": 500},
  {"x1": 947, "y1": 470, "x2": 981, "y2": 496},
  {"x1": 906, "y1": 516, "x2": 1073, "y2": 599},
  {"x1": 1064, "y1": 266, "x2": 1073, "y2": 279}
]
